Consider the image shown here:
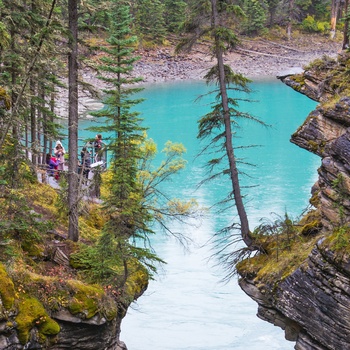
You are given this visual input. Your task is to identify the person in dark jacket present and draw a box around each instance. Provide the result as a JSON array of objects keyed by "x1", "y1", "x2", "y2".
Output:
[{"x1": 80, "y1": 147, "x2": 91, "y2": 183}]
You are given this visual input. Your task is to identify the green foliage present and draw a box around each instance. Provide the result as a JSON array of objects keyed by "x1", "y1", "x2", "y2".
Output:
[
  {"x1": 133, "y1": 0, "x2": 167, "y2": 43},
  {"x1": 296, "y1": 0, "x2": 331, "y2": 21},
  {"x1": 301, "y1": 15, "x2": 330, "y2": 34},
  {"x1": 253, "y1": 212, "x2": 299, "y2": 259},
  {"x1": 70, "y1": 239, "x2": 151, "y2": 305},
  {"x1": 164, "y1": 0, "x2": 187, "y2": 33},
  {"x1": 241, "y1": 0, "x2": 267, "y2": 35},
  {"x1": 0, "y1": 184, "x2": 54, "y2": 258},
  {"x1": 331, "y1": 173, "x2": 349, "y2": 225},
  {"x1": 333, "y1": 226, "x2": 349, "y2": 250}
]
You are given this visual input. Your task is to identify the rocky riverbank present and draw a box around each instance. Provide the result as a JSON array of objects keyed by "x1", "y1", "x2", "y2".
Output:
[
  {"x1": 130, "y1": 35, "x2": 341, "y2": 83},
  {"x1": 74, "y1": 34, "x2": 342, "y2": 119}
]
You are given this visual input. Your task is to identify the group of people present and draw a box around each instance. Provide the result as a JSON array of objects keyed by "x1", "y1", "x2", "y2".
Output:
[{"x1": 46, "y1": 135, "x2": 104, "y2": 183}]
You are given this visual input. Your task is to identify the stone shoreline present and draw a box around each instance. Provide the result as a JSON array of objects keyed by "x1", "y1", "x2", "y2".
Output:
[
  {"x1": 131, "y1": 37, "x2": 341, "y2": 83},
  {"x1": 62, "y1": 36, "x2": 342, "y2": 118}
]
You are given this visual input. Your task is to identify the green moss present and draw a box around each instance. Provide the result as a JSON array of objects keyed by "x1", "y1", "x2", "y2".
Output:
[
  {"x1": 307, "y1": 140, "x2": 319, "y2": 152},
  {"x1": 300, "y1": 220, "x2": 322, "y2": 236},
  {"x1": 21, "y1": 241, "x2": 44, "y2": 257},
  {"x1": 125, "y1": 261, "x2": 148, "y2": 301},
  {"x1": 237, "y1": 231, "x2": 319, "y2": 288},
  {"x1": 15, "y1": 296, "x2": 60, "y2": 344},
  {"x1": 0, "y1": 263, "x2": 15, "y2": 310},
  {"x1": 299, "y1": 209, "x2": 322, "y2": 236},
  {"x1": 66, "y1": 280, "x2": 104, "y2": 319},
  {"x1": 291, "y1": 74, "x2": 305, "y2": 86}
]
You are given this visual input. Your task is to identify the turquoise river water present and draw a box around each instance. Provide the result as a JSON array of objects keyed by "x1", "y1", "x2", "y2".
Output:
[{"x1": 79, "y1": 79, "x2": 319, "y2": 350}]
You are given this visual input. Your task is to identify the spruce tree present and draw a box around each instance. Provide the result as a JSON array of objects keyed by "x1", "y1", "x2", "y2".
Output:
[
  {"x1": 79, "y1": 1, "x2": 200, "y2": 288},
  {"x1": 177, "y1": 0, "x2": 266, "y2": 277},
  {"x1": 88, "y1": 1, "x2": 156, "y2": 288},
  {"x1": 134, "y1": 0, "x2": 167, "y2": 43},
  {"x1": 164, "y1": 0, "x2": 188, "y2": 33},
  {"x1": 242, "y1": 0, "x2": 268, "y2": 35}
]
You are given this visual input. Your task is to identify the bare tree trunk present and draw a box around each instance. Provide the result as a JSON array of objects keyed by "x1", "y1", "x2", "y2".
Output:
[
  {"x1": 49, "y1": 87, "x2": 55, "y2": 154},
  {"x1": 43, "y1": 86, "x2": 48, "y2": 161},
  {"x1": 10, "y1": 27, "x2": 20, "y2": 188},
  {"x1": 210, "y1": 0, "x2": 254, "y2": 249},
  {"x1": 330, "y1": 0, "x2": 340, "y2": 39},
  {"x1": 30, "y1": 79, "x2": 37, "y2": 165},
  {"x1": 286, "y1": 0, "x2": 294, "y2": 41},
  {"x1": 68, "y1": 0, "x2": 79, "y2": 242},
  {"x1": 343, "y1": 0, "x2": 350, "y2": 49},
  {"x1": 38, "y1": 83, "x2": 44, "y2": 164}
]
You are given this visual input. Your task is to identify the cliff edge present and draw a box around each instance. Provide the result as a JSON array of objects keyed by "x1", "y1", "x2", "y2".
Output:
[{"x1": 237, "y1": 51, "x2": 350, "y2": 350}]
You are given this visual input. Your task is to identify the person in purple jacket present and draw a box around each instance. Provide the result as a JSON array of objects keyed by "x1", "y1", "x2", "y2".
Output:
[{"x1": 46, "y1": 153, "x2": 60, "y2": 180}]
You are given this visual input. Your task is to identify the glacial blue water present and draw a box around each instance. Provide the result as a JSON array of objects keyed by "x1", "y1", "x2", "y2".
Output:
[{"x1": 80, "y1": 79, "x2": 319, "y2": 350}]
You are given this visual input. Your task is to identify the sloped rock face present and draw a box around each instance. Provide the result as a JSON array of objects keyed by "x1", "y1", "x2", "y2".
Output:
[
  {"x1": 238, "y1": 52, "x2": 350, "y2": 350},
  {"x1": 239, "y1": 240, "x2": 350, "y2": 350},
  {"x1": 279, "y1": 52, "x2": 350, "y2": 231},
  {"x1": 51, "y1": 317, "x2": 127, "y2": 350},
  {"x1": 0, "y1": 310, "x2": 127, "y2": 350}
]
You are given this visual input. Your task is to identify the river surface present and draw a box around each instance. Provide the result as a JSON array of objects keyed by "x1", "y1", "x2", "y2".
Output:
[{"x1": 81, "y1": 79, "x2": 319, "y2": 350}]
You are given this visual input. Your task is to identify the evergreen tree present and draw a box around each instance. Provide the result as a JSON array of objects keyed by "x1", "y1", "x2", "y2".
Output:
[
  {"x1": 242, "y1": 0, "x2": 268, "y2": 35},
  {"x1": 88, "y1": 1, "x2": 158, "y2": 287},
  {"x1": 177, "y1": 0, "x2": 266, "y2": 276},
  {"x1": 0, "y1": 0, "x2": 62, "y2": 184},
  {"x1": 80, "y1": 1, "x2": 199, "y2": 288},
  {"x1": 266, "y1": 0, "x2": 281, "y2": 26},
  {"x1": 164, "y1": 0, "x2": 188, "y2": 33},
  {"x1": 133, "y1": 0, "x2": 167, "y2": 43}
]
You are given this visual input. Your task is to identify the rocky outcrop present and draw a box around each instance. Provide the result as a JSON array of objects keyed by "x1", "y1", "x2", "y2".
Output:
[
  {"x1": 279, "y1": 52, "x2": 350, "y2": 231},
  {"x1": 238, "y1": 51, "x2": 350, "y2": 350},
  {"x1": 240, "y1": 240, "x2": 350, "y2": 350},
  {"x1": 0, "y1": 316, "x2": 127, "y2": 350},
  {"x1": 0, "y1": 251, "x2": 148, "y2": 350}
]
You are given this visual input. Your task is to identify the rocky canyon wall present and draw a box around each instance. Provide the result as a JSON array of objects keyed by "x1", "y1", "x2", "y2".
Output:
[{"x1": 238, "y1": 52, "x2": 350, "y2": 350}]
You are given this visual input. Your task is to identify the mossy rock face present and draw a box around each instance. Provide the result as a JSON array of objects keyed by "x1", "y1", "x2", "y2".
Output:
[
  {"x1": 299, "y1": 209, "x2": 322, "y2": 236},
  {"x1": 15, "y1": 296, "x2": 60, "y2": 345},
  {"x1": 66, "y1": 280, "x2": 105, "y2": 319},
  {"x1": 125, "y1": 262, "x2": 149, "y2": 301},
  {"x1": 0, "y1": 263, "x2": 15, "y2": 310},
  {"x1": 300, "y1": 220, "x2": 322, "y2": 236}
]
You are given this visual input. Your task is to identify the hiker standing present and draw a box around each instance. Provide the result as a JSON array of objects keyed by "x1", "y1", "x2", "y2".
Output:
[{"x1": 54, "y1": 141, "x2": 66, "y2": 171}]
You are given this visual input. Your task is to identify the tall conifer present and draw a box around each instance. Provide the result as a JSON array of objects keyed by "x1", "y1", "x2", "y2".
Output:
[{"x1": 177, "y1": 0, "x2": 265, "y2": 273}]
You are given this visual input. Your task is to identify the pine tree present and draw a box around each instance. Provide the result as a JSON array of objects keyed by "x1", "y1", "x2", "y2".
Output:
[
  {"x1": 242, "y1": 0, "x2": 268, "y2": 35},
  {"x1": 134, "y1": 0, "x2": 167, "y2": 43},
  {"x1": 177, "y1": 0, "x2": 266, "y2": 276},
  {"x1": 164, "y1": 0, "x2": 188, "y2": 33},
  {"x1": 88, "y1": 1, "x2": 156, "y2": 287}
]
